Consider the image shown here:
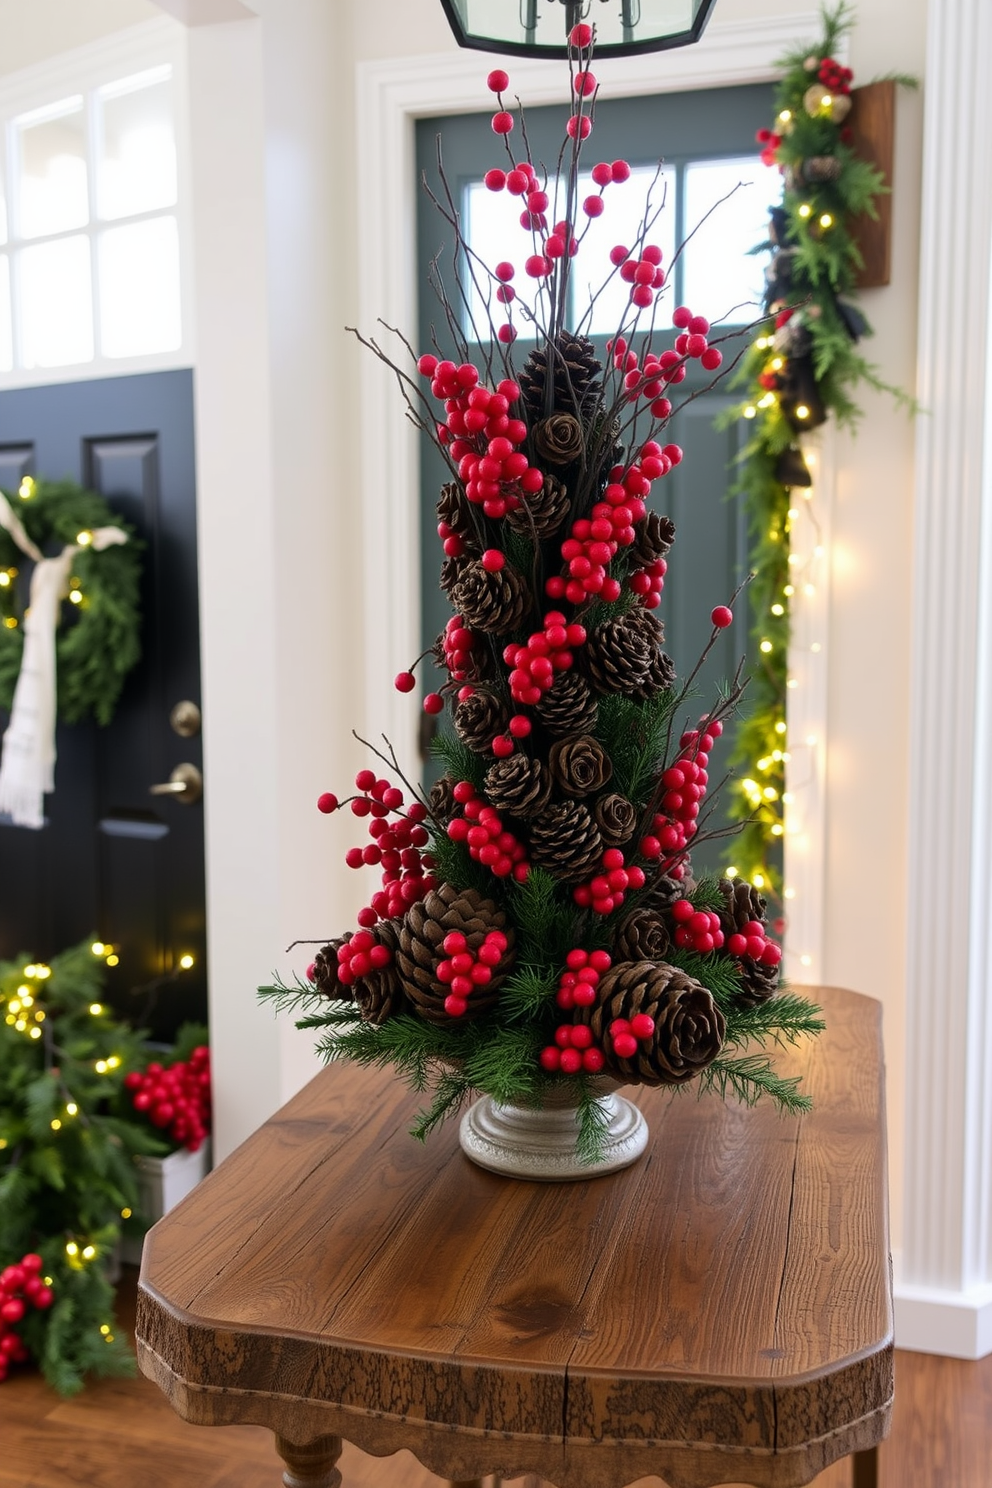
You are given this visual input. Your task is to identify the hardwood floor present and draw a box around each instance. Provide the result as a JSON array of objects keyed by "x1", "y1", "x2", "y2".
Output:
[{"x1": 2, "y1": 1269, "x2": 990, "y2": 1488}]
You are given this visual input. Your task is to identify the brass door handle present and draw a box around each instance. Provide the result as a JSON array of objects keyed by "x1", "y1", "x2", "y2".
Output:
[{"x1": 149, "y1": 763, "x2": 203, "y2": 805}]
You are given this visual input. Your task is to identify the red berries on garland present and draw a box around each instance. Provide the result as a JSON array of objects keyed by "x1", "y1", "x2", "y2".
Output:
[
  {"x1": 437, "y1": 929, "x2": 508, "y2": 1017},
  {"x1": 639, "y1": 719, "x2": 724, "y2": 876},
  {"x1": 343, "y1": 773, "x2": 434, "y2": 925},
  {"x1": 418, "y1": 360, "x2": 539, "y2": 521},
  {"x1": 446, "y1": 780, "x2": 529, "y2": 880},
  {"x1": 0, "y1": 1255, "x2": 53, "y2": 1382},
  {"x1": 572, "y1": 850, "x2": 646, "y2": 916},
  {"x1": 503, "y1": 611, "x2": 586, "y2": 706},
  {"x1": 124, "y1": 1046, "x2": 211, "y2": 1152}
]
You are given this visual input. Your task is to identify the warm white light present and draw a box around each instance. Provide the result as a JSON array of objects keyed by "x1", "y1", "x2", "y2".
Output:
[{"x1": 178, "y1": 953, "x2": 195, "y2": 970}]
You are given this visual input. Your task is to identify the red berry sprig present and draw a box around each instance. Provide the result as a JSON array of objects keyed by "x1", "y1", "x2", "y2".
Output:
[
  {"x1": 338, "y1": 773, "x2": 435, "y2": 925},
  {"x1": 572, "y1": 849, "x2": 646, "y2": 916},
  {"x1": 614, "y1": 240, "x2": 665, "y2": 310},
  {"x1": 554, "y1": 947, "x2": 612, "y2": 1008},
  {"x1": 609, "y1": 1013, "x2": 656, "y2": 1060},
  {"x1": 440, "y1": 615, "x2": 478, "y2": 682},
  {"x1": 639, "y1": 719, "x2": 723, "y2": 876},
  {"x1": 124, "y1": 1045, "x2": 211, "y2": 1152},
  {"x1": 417, "y1": 358, "x2": 541, "y2": 520},
  {"x1": 503, "y1": 611, "x2": 586, "y2": 706},
  {"x1": 670, "y1": 899, "x2": 726, "y2": 954},
  {"x1": 446, "y1": 780, "x2": 529, "y2": 881},
  {"x1": 540, "y1": 1021, "x2": 604, "y2": 1075},
  {"x1": 726, "y1": 920, "x2": 783, "y2": 969},
  {"x1": 336, "y1": 930, "x2": 394, "y2": 986},
  {"x1": 436, "y1": 928, "x2": 508, "y2": 1017},
  {"x1": 0, "y1": 1254, "x2": 53, "y2": 1382}
]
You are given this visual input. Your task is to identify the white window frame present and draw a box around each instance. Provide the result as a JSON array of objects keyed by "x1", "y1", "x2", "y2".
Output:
[{"x1": 0, "y1": 17, "x2": 193, "y2": 388}]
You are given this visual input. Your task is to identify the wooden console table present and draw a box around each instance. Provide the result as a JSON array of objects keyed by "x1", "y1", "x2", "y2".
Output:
[{"x1": 136, "y1": 984, "x2": 892, "y2": 1488}]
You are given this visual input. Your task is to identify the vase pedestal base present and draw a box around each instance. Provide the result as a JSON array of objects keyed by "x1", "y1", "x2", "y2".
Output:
[{"x1": 459, "y1": 1086, "x2": 648, "y2": 1181}]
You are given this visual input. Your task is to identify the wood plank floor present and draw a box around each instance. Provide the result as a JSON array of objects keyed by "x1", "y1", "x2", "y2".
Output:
[{"x1": 2, "y1": 1269, "x2": 990, "y2": 1488}]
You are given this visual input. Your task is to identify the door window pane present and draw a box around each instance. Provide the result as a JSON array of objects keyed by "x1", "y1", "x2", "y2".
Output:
[
  {"x1": 15, "y1": 97, "x2": 88, "y2": 240},
  {"x1": 0, "y1": 258, "x2": 12, "y2": 371},
  {"x1": 575, "y1": 164, "x2": 676, "y2": 337},
  {"x1": 20, "y1": 236, "x2": 93, "y2": 367},
  {"x1": 462, "y1": 180, "x2": 543, "y2": 343},
  {"x1": 99, "y1": 216, "x2": 181, "y2": 357},
  {"x1": 682, "y1": 156, "x2": 780, "y2": 324},
  {"x1": 97, "y1": 68, "x2": 177, "y2": 221}
]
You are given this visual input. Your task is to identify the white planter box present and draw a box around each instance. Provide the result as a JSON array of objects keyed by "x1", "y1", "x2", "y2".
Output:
[{"x1": 122, "y1": 1142, "x2": 211, "y2": 1264}]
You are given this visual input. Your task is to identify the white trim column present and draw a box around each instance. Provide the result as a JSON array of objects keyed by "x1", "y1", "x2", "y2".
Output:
[{"x1": 898, "y1": 0, "x2": 992, "y2": 1358}]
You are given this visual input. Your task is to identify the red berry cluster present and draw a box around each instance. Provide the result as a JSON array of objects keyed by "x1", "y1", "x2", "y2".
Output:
[
  {"x1": 817, "y1": 56, "x2": 853, "y2": 94},
  {"x1": 125, "y1": 1046, "x2": 211, "y2": 1152},
  {"x1": 572, "y1": 848, "x2": 646, "y2": 915},
  {"x1": 446, "y1": 780, "x2": 529, "y2": 881},
  {"x1": 609, "y1": 1013, "x2": 656, "y2": 1060},
  {"x1": 639, "y1": 720, "x2": 723, "y2": 875},
  {"x1": 0, "y1": 1255, "x2": 53, "y2": 1381},
  {"x1": 582, "y1": 157, "x2": 631, "y2": 218},
  {"x1": 335, "y1": 930, "x2": 393, "y2": 986},
  {"x1": 554, "y1": 948, "x2": 612, "y2": 1008},
  {"x1": 343, "y1": 772, "x2": 434, "y2": 926},
  {"x1": 611, "y1": 240, "x2": 665, "y2": 310},
  {"x1": 671, "y1": 898, "x2": 726, "y2": 954},
  {"x1": 546, "y1": 457, "x2": 659, "y2": 606},
  {"x1": 419, "y1": 358, "x2": 541, "y2": 519},
  {"x1": 503, "y1": 612, "x2": 586, "y2": 706},
  {"x1": 540, "y1": 1022, "x2": 603, "y2": 1074},
  {"x1": 755, "y1": 126, "x2": 783, "y2": 167},
  {"x1": 672, "y1": 307, "x2": 724, "y2": 371},
  {"x1": 436, "y1": 928, "x2": 508, "y2": 1017},
  {"x1": 629, "y1": 552, "x2": 667, "y2": 609},
  {"x1": 441, "y1": 615, "x2": 477, "y2": 682},
  {"x1": 726, "y1": 920, "x2": 783, "y2": 969}
]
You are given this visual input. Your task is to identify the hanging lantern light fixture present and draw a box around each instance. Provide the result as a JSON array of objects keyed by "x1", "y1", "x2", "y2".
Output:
[{"x1": 439, "y1": 0, "x2": 718, "y2": 59}]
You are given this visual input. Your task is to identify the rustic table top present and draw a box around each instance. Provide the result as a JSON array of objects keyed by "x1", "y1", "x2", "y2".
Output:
[{"x1": 136, "y1": 984, "x2": 892, "y2": 1488}]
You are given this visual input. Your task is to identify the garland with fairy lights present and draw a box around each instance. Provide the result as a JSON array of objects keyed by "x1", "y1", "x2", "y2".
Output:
[
  {"x1": 0, "y1": 477, "x2": 142, "y2": 725},
  {"x1": 724, "y1": 2, "x2": 914, "y2": 900},
  {"x1": 0, "y1": 941, "x2": 203, "y2": 1394}
]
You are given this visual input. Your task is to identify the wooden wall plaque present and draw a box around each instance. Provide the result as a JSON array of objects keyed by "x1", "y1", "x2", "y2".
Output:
[{"x1": 849, "y1": 79, "x2": 896, "y2": 289}]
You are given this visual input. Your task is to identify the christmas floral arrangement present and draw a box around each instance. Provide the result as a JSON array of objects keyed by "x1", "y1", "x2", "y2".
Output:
[
  {"x1": 724, "y1": 0, "x2": 915, "y2": 893},
  {"x1": 262, "y1": 24, "x2": 823, "y2": 1156}
]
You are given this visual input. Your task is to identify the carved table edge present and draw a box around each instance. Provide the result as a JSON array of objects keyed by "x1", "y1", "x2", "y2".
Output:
[{"x1": 135, "y1": 1335, "x2": 892, "y2": 1488}]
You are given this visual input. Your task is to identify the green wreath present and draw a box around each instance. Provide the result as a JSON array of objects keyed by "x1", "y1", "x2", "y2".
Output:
[{"x1": 0, "y1": 478, "x2": 142, "y2": 726}]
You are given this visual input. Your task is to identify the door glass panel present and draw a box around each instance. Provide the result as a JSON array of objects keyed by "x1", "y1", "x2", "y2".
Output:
[
  {"x1": 97, "y1": 67, "x2": 176, "y2": 221},
  {"x1": 15, "y1": 97, "x2": 88, "y2": 240},
  {"x1": 0, "y1": 258, "x2": 12, "y2": 371},
  {"x1": 20, "y1": 236, "x2": 93, "y2": 367},
  {"x1": 682, "y1": 156, "x2": 780, "y2": 324},
  {"x1": 99, "y1": 216, "x2": 181, "y2": 357},
  {"x1": 575, "y1": 164, "x2": 676, "y2": 337},
  {"x1": 462, "y1": 180, "x2": 542, "y2": 343},
  {"x1": 0, "y1": 168, "x2": 7, "y2": 244}
]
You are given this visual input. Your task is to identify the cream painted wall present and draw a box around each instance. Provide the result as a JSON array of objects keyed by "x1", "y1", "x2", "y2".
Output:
[
  {"x1": 0, "y1": 0, "x2": 160, "y2": 77},
  {"x1": 340, "y1": 0, "x2": 927, "y2": 1252}
]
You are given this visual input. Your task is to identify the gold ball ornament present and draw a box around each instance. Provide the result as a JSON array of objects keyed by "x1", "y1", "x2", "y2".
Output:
[{"x1": 803, "y1": 82, "x2": 852, "y2": 123}]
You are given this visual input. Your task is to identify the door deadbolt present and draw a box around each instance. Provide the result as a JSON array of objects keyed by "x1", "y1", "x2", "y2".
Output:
[{"x1": 170, "y1": 700, "x2": 202, "y2": 738}]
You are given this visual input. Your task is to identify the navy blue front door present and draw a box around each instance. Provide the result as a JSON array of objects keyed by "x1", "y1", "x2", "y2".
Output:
[{"x1": 0, "y1": 369, "x2": 205, "y2": 1041}]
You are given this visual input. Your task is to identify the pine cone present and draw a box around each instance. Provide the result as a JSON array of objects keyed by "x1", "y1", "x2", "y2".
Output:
[
  {"x1": 528, "y1": 802, "x2": 603, "y2": 883},
  {"x1": 436, "y1": 481, "x2": 477, "y2": 541},
  {"x1": 505, "y1": 473, "x2": 571, "y2": 541},
  {"x1": 450, "y1": 560, "x2": 529, "y2": 635},
  {"x1": 427, "y1": 774, "x2": 458, "y2": 825},
  {"x1": 613, "y1": 909, "x2": 670, "y2": 964},
  {"x1": 633, "y1": 513, "x2": 676, "y2": 567},
  {"x1": 440, "y1": 555, "x2": 469, "y2": 596},
  {"x1": 638, "y1": 870, "x2": 692, "y2": 914},
  {"x1": 629, "y1": 645, "x2": 676, "y2": 702},
  {"x1": 583, "y1": 612, "x2": 656, "y2": 694},
  {"x1": 736, "y1": 958, "x2": 781, "y2": 1009},
  {"x1": 518, "y1": 331, "x2": 603, "y2": 422},
  {"x1": 717, "y1": 877, "x2": 768, "y2": 933},
  {"x1": 484, "y1": 754, "x2": 551, "y2": 819},
  {"x1": 579, "y1": 960, "x2": 725, "y2": 1086},
  {"x1": 801, "y1": 154, "x2": 841, "y2": 183},
  {"x1": 532, "y1": 414, "x2": 584, "y2": 466},
  {"x1": 453, "y1": 689, "x2": 509, "y2": 753},
  {"x1": 352, "y1": 920, "x2": 406, "y2": 1026},
  {"x1": 311, "y1": 938, "x2": 348, "y2": 999},
  {"x1": 548, "y1": 734, "x2": 612, "y2": 797},
  {"x1": 396, "y1": 883, "x2": 514, "y2": 1024},
  {"x1": 593, "y1": 792, "x2": 637, "y2": 848},
  {"x1": 534, "y1": 671, "x2": 598, "y2": 738}
]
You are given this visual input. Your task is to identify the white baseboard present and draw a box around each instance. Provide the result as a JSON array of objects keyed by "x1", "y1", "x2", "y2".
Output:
[{"x1": 894, "y1": 1281, "x2": 992, "y2": 1359}]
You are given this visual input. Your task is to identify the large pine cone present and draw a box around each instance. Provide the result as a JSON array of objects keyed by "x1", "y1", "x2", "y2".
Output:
[
  {"x1": 311, "y1": 937, "x2": 348, "y2": 999},
  {"x1": 593, "y1": 791, "x2": 637, "y2": 848},
  {"x1": 535, "y1": 671, "x2": 598, "y2": 738},
  {"x1": 518, "y1": 331, "x2": 603, "y2": 422},
  {"x1": 484, "y1": 754, "x2": 551, "y2": 819},
  {"x1": 583, "y1": 610, "x2": 658, "y2": 694},
  {"x1": 579, "y1": 960, "x2": 725, "y2": 1086},
  {"x1": 505, "y1": 473, "x2": 570, "y2": 540},
  {"x1": 396, "y1": 883, "x2": 514, "y2": 1024},
  {"x1": 450, "y1": 560, "x2": 529, "y2": 635},
  {"x1": 613, "y1": 908, "x2": 670, "y2": 963},
  {"x1": 528, "y1": 802, "x2": 603, "y2": 883},
  {"x1": 633, "y1": 512, "x2": 676, "y2": 567},
  {"x1": 352, "y1": 920, "x2": 406, "y2": 1026},
  {"x1": 453, "y1": 689, "x2": 509, "y2": 753},
  {"x1": 718, "y1": 877, "x2": 768, "y2": 933},
  {"x1": 548, "y1": 734, "x2": 612, "y2": 797},
  {"x1": 629, "y1": 644, "x2": 676, "y2": 702}
]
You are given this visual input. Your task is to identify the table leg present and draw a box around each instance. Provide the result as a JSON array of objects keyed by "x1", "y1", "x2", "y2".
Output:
[
  {"x1": 852, "y1": 1446, "x2": 878, "y2": 1488},
  {"x1": 274, "y1": 1433, "x2": 343, "y2": 1488}
]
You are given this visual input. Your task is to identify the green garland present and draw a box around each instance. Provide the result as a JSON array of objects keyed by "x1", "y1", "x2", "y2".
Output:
[
  {"x1": 0, "y1": 478, "x2": 142, "y2": 725},
  {"x1": 0, "y1": 942, "x2": 166, "y2": 1395},
  {"x1": 723, "y1": 2, "x2": 914, "y2": 901}
]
